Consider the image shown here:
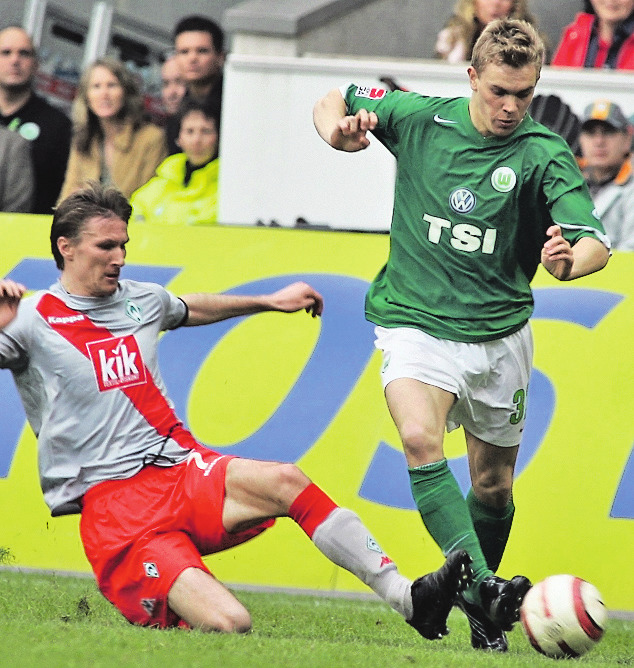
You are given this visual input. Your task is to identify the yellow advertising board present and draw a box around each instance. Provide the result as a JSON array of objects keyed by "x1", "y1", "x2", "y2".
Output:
[{"x1": 1, "y1": 215, "x2": 632, "y2": 613}]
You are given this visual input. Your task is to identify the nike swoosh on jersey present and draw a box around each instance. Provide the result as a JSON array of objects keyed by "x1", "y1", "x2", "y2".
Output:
[{"x1": 433, "y1": 114, "x2": 458, "y2": 125}]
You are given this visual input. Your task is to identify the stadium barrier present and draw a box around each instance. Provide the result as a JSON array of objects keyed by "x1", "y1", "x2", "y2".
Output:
[
  {"x1": 1, "y1": 216, "x2": 632, "y2": 613},
  {"x1": 219, "y1": 56, "x2": 634, "y2": 231}
]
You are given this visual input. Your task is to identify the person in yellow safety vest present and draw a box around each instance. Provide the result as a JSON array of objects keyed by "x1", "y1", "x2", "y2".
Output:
[{"x1": 131, "y1": 99, "x2": 219, "y2": 225}]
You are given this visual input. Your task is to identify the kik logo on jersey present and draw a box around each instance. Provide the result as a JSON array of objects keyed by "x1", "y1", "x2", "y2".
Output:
[{"x1": 87, "y1": 335, "x2": 146, "y2": 392}]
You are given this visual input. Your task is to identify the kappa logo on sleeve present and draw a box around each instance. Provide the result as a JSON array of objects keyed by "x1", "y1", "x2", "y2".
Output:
[
  {"x1": 354, "y1": 86, "x2": 387, "y2": 100},
  {"x1": 86, "y1": 334, "x2": 147, "y2": 392}
]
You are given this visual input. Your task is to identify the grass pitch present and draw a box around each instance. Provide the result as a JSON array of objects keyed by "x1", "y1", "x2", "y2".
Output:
[{"x1": 0, "y1": 570, "x2": 631, "y2": 668}]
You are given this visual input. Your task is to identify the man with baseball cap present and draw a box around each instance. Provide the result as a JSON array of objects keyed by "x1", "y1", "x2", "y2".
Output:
[{"x1": 579, "y1": 98, "x2": 634, "y2": 250}]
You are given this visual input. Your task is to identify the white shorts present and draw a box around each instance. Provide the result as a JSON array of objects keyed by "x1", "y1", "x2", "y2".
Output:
[{"x1": 374, "y1": 324, "x2": 533, "y2": 447}]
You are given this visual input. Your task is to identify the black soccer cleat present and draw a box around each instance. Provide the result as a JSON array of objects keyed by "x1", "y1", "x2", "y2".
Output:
[
  {"x1": 407, "y1": 549, "x2": 473, "y2": 640},
  {"x1": 479, "y1": 574, "x2": 532, "y2": 631},
  {"x1": 456, "y1": 593, "x2": 508, "y2": 652}
]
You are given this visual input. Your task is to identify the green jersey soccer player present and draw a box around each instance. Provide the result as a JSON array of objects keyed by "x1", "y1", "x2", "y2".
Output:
[{"x1": 314, "y1": 19, "x2": 609, "y2": 653}]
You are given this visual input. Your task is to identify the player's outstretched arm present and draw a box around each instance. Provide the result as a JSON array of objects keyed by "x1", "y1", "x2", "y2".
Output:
[
  {"x1": 180, "y1": 281, "x2": 324, "y2": 326},
  {"x1": 0, "y1": 279, "x2": 26, "y2": 330},
  {"x1": 313, "y1": 88, "x2": 378, "y2": 152},
  {"x1": 541, "y1": 225, "x2": 609, "y2": 281}
]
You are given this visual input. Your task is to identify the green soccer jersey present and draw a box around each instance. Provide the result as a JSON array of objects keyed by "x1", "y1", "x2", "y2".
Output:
[{"x1": 343, "y1": 84, "x2": 608, "y2": 342}]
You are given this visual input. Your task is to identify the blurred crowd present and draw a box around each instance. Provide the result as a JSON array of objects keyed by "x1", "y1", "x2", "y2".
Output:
[
  {"x1": 0, "y1": 15, "x2": 223, "y2": 226},
  {"x1": 0, "y1": 2, "x2": 632, "y2": 247}
]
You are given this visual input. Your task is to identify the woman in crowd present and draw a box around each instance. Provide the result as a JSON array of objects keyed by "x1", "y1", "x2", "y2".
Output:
[
  {"x1": 130, "y1": 99, "x2": 219, "y2": 225},
  {"x1": 435, "y1": 0, "x2": 540, "y2": 63},
  {"x1": 552, "y1": 0, "x2": 634, "y2": 69},
  {"x1": 59, "y1": 57, "x2": 167, "y2": 200}
]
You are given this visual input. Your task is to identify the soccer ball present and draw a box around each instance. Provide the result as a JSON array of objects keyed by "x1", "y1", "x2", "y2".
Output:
[{"x1": 520, "y1": 574, "x2": 607, "y2": 659}]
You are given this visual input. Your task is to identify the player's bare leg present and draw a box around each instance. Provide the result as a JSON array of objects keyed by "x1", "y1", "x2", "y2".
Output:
[
  {"x1": 166, "y1": 459, "x2": 306, "y2": 634},
  {"x1": 384, "y1": 378, "x2": 452, "y2": 467},
  {"x1": 466, "y1": 433, "x2": 517, "y2": 511},
  {"x1": 222, "y1": 459, "x2": 309, "y2": 531},
  {"x1": 163, "y1": 459, "x2": 305, "y2": 634},
  {"x1": 168, "y1": 567, "x2": 252, "y2": 632}
]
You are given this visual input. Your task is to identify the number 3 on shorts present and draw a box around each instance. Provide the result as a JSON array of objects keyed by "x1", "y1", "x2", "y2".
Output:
[{"x1": 510, "y1": 388, "x2": 526, "y2": 425}]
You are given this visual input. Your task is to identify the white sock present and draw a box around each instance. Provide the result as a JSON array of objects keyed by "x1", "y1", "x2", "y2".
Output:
[{"x1": 312, "y1": 507, "x2": 414, "y2": 620}]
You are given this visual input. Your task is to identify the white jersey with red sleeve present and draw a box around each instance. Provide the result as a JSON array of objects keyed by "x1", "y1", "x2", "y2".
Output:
[{"x1": 0, "y1": 279, "x2": 206, "y2": 516}]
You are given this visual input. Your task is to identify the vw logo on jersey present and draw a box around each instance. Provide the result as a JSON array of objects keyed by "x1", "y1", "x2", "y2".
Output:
[
  {"x1": 491, "y1": 166, "x2": 517, "y2": 193},
  {"x1": 449, "y1": 188, "x2": 476, "y2": 214}
]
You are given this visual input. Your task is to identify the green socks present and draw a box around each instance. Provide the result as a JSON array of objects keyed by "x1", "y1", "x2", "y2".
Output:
[
  {"x1": 466, "y1": 488, "x2": 515, "y2": 573},
  {"x1": 408, "y1": 459, "x2": 491, "y2": 603}
]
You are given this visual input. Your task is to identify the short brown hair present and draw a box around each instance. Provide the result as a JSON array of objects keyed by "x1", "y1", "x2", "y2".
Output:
[
  {"x1": 51, "y1": 182, "x2": 132, "y2": 270},
  {"x1": 471, "y1": 19, "x2": 544, "y2": 78}
]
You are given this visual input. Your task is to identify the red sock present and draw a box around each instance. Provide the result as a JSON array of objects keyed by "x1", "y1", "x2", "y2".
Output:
[{"x1": 288, "y1": 483, "x2": 338, "y2": 538}]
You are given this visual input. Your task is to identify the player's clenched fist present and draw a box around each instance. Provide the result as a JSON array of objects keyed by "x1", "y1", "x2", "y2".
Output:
[
  {"x1": 335, "y1": 109, "x2": 378, "y2": 151},
  {"x1": 313, "y1": 88, "x2": 379, "y2": 152},
  {"x1": 0, "y1": 279, "x2": 26, "y2": 330}
]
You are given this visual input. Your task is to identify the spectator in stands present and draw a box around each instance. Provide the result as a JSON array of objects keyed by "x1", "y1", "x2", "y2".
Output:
[
  {"x1": 130, "y1": 100, "x2": 219, "y2": 225},
  {"x1": 166, "y1": 15, "x2": 225, "y2": 154},
  {"x1": 0, "y1": 26, "x2": 71, "y2": 214},
  {"x1": 578, "y1": 99, "x2": 634, "y2": 250},
  {"x1": 435, "y1": 0, "x2": 540, "y2": 63},
  {"x1": 0, "y1": 124, "x2": 33, "y2": 212},
  {"x1": 59, "y1": 57, "x2": 167, "y2": 201},
  {"x1": 552, "y1": 0, "x2": 634, "y2": 69},
  {"x1": 161, "y1": 54, "x2": 186, "y2": 116}
]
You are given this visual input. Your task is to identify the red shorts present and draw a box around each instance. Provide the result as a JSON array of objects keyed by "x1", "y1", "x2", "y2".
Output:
[{"x1": 79, "y1": 450, "x2": 275, "y2": 628}]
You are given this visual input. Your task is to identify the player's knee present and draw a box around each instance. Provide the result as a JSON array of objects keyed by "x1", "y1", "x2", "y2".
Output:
[
  {"x1": 233, "y1": 614, "x2": 252, "y2": 634},
  {"x1": 198, "y1": 607, "x2": 252, "y2": 634},
  {"x1": 218, "y1": 609, "x2": 252, "y2": 634},
  {"x1": 270, "y1": 462, "x2": 311, "y2": 505},
  {"x1": 473, "y1": 476, "x2": 513, "y2": 508},
  {"x1": 399, "y1": 421, "x2": 443, "y2": 460}
]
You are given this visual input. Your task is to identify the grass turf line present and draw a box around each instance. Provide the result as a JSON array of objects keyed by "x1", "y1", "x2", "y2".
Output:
[{"x1": 0, "y1": 571, "x2": 632, "y2": 667}]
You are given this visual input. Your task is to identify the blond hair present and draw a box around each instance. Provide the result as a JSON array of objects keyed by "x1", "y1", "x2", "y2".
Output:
[{"x1": 471, "y1": 18, "x2": 544, "y2": 77}]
